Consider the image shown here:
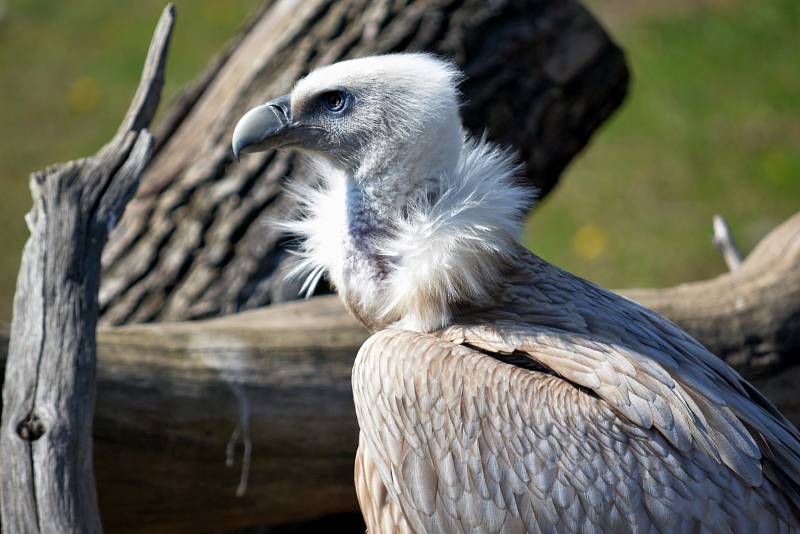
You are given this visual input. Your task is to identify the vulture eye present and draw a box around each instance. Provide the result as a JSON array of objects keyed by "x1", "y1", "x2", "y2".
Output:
[{"x1": 321, "y1": 90, "x2": 348, "y2": 113}]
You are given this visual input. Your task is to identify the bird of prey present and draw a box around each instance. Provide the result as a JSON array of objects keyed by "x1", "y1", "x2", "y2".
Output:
[{"x1": 232, "y1": 54, "x2": 800, "y2": 533}]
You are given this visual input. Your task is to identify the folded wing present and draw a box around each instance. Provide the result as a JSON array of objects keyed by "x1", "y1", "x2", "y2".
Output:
[{"x1": 353, "y1": 329, "x2": 798, "y2": 533}]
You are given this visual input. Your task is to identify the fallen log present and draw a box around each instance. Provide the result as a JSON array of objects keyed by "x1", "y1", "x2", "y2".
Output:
[
  {"x1": 94, "y1": 297, "x2": 365, "y2": 532},
  {"x1": 1, "y1": 212, "x2": 798, "y2": 532}
]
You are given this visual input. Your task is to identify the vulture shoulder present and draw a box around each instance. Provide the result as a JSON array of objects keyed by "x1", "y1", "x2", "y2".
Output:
[{"x1": 353, "y1": 315, "x2": 800, "y2": 532}]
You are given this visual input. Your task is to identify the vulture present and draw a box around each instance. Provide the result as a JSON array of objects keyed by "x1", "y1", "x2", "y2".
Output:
[{"x1": 232, "y1": 54, "x2": 800, "y2": 532}]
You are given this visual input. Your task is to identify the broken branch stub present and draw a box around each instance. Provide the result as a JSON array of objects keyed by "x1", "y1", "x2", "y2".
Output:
[{"x1": 712, "y1": 214, "x2": 743, "y2": 271}]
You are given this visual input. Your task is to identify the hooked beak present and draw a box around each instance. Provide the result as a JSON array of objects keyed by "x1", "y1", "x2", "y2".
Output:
[{"x1": 232, "y1": 94, "x2": 292, "y2": 160}]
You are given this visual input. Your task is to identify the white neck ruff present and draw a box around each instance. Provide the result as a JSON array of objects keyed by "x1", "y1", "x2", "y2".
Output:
[{"x1": 281, "y1": 135, "x2": 534, "y2": 332}]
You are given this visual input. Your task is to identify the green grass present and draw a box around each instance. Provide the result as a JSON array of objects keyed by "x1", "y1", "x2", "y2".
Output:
[
  {"x1": 0, "y1": 0, "x2": 798, "y2": 320},
  {"x1": 527, "y1": 0, "x2": 800, "y2": 289},
  {"x1": 0, "y1": 0, "x2": 261, "y2": 320}
]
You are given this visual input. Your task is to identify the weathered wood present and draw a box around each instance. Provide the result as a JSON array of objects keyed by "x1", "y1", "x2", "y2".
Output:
[
  {"x1": 0, "y1": 298, "x2": 364, "y2": 533},
  {"x1": 0, "y1": 6, "x2": 174, "y2": 533},
  {"x1": 95, "y1": 298, "x2": 366, "y2": 532},
  {"x1": 1, "y1": 213, "x2": 798, "y2": 532},
  {"x1": 0, "y1": 299, "x2": 363, "y2": 533},
  {"x1": 99, "y1": 0, "x2": 629, "y2": 325}
]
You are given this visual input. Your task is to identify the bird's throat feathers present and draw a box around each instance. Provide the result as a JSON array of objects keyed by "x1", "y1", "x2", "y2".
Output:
[{"x1": 282, "y1": 135, "x2": 534, "y2": 332}]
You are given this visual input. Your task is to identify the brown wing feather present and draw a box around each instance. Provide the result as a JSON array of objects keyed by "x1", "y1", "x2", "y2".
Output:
[
  {"x1": 353, "y1": 329, "x2": 798, "y2": 533},
  {"x1": 451, "y1": 250, "x2": 800, "y2": 509}
]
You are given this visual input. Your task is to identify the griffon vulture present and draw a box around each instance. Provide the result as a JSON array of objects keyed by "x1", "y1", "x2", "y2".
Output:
[{"x1": 232, "y1": 54, "x2": 800, "y2": 533}]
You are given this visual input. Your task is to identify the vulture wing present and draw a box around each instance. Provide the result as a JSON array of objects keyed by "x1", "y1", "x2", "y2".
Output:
[{"x1": 353, "y1": 328, "x2": 799, "y2": 533}]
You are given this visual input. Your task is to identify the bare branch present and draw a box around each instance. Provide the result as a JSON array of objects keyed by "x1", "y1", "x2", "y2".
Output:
[
  {"x1": 712, "y1": 214, "x2": 743, "y2": 272},
  {"x1": 115, "y1": 4, "x2": 176, "y2": 138},
  {"x1": 0, "y1": 6, "x2": 174, "y2": 532}
]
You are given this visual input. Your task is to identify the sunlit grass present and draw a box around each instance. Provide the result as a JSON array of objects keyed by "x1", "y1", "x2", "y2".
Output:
[
  {"x1": 0, "y1": 0, "x2": 261, "y2": 319},
  {"x1": 527, "y1": 0, "x2": 800, "y2": 288}
]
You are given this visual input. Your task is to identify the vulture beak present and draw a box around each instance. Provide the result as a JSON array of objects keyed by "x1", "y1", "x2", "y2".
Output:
[{"x1": 232, "y1": 94, "x2": 292, "y2": 160}]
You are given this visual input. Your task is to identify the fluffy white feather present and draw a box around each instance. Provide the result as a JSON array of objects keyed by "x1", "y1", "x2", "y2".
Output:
[{"x1": 281, "y1": 135, "x2": 534, "y2": 332}]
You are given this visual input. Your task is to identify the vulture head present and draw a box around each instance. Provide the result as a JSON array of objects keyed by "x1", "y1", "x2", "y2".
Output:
[
  {"x1": 232, "y1": 54, "x2": 463, "y2": 184},
  {"x1": 233, "y1": 54, "x2": 533, "y2": 332}
]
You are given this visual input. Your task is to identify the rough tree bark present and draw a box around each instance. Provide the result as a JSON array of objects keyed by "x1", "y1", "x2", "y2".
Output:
[
  {"x1": 0, "y1": 213, "x2": 797, "y2": 533},
  {"x1": 99, "y1": 0, "x2": 629, "y2": 325},
  {"x1": 0, "y1": 7, "x2": 174, "y2": 533}
]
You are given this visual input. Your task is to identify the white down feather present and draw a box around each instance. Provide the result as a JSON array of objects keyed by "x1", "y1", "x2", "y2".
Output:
[{"x1": 281, "y1": 135, "x2": 534, "y2": 332}]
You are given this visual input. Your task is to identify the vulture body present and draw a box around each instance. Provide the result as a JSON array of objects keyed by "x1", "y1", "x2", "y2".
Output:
[{"x1": 233, "y1": 54, "x2": 800, "y2": 533}]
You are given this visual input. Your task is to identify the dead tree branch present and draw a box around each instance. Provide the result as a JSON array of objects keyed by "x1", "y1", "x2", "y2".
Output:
[
  {"x1": 712, "y1": 214, "x2": 743, "y2": 271},
  {"x1": 0, "y1": 6, "x2": 174, "y2": 532}
]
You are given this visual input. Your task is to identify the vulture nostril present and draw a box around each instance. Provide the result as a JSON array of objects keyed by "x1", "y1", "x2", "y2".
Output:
[
  {"x1": 270, "y1": 103, "x2": 289, "y2": 121},
  {"x1": 268, "y1": 94, "x2": 292, "y2": 122}
]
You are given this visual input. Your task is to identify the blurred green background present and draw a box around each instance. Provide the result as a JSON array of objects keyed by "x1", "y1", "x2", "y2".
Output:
[{"x1": 0, "y1": 0, "x2": 798, "y2": 322}]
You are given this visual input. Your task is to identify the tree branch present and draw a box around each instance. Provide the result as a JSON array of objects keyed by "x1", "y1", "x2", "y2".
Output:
[
  {"x1": 712, "y1": 214, "x2": 743, "y2": 272},
  {"x1": 0, "y1": 6, "x2": 174, "y2": 532}
]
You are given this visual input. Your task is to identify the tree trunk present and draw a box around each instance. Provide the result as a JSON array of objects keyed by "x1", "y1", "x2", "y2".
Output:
[
  {"x1": 99, "y1": 0, "x2": 629, "y2": 326},
  {"x1": 0, "y1": 7, "x2": 174, "y2": 532},
  {"x1": 1, "y1": 213, "x2": 797, "y2": 533}
]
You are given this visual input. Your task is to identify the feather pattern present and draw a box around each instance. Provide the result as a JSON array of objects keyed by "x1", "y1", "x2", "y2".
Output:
[
  {"x1": 354, "y1": 294, "x2": 800, "y2": 532},
  {"x1": 351, "y1": 249, "x2": 800, "y2": 532}
]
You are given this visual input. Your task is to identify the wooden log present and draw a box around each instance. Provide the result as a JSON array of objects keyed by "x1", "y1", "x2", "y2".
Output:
[
  {"x1": 1, "y1": 298, "x2": 368, "y2": 533},
  {"x1": 0, "y1": 6, "x2": 174, "y2": 532},
  {"x1": 1, "y1": 213, "x2": 798, "y2": 532},
  {"x1": 96, "y1": 298, "x2": 365, "y2": 532},
  {"x1": 99, "y1": 0, "x2": 630, "y2": 325}
]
